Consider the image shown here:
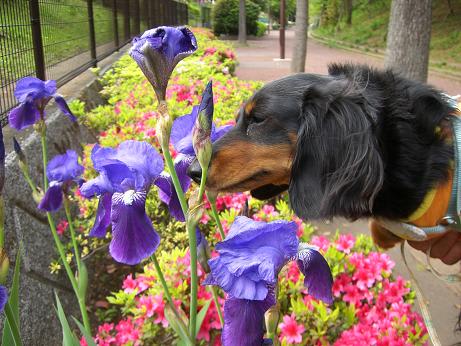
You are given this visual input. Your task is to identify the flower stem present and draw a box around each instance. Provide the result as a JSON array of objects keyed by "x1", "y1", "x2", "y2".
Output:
[
  {"x1": 4, "y1": 301, "x2": 23, "y2": 346},
  {"x1": 197, "y1": 168, "x2": 208, "y2": 203},
  {"x1": 208, "y1": 196, "x2": 226, "y2": 240},
  {"x1": 186, "y1": 221, "x2": 198, "y2": 340},
  {"x1": 151, "y1": 254, "x2": 193, "y2": 345},
  {"x1": 46, "y1": 212, "x2": 91, "y2": 333},
  {"x1": 63, "y1": 197, "x2": 82, "y2": 276},
  {"x1": 39, "y1": 128, "x2": 48, "y2": 191},
  {"x1": 210, "y1": 286, "x2": 224, "y2": 327},
  {"x1": 39, "y1": 130, "x2": 90, "y2": 334}
]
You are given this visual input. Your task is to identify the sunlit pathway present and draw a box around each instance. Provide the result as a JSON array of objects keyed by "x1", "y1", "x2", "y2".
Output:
[
  {"x1": 233, "y1": 29, "x2": 461, "y2": 95},
  {"x1": 231, "y1": 29, "x2": 461, "y2": 345}
]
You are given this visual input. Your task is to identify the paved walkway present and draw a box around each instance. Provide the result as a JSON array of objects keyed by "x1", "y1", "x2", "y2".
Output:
[
  {"x1": 234, "y1": 30, "x2": 461, "y2": 95},
  {"x1": 232, "y1": 30, "x2": 461, "y2": 345}
]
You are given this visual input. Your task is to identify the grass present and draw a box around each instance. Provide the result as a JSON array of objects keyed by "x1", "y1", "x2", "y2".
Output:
[
  {"x1": 312, "y1": 0, "x2": 461, "y2": 72},
  {"x1": 0, "y1": 0, "x2": 116, "y2": 82}
]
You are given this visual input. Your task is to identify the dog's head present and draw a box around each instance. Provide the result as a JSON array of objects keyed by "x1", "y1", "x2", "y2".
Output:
[{"x1": 188, "y1": 67, "x2": 385, "y2": 220}]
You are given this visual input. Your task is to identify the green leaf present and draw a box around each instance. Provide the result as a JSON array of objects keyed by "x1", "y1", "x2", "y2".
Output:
[
  {"x1": 2, "y1": 249, "x2": 21, "y2": 346},
  {"x1": 72, "y1": 317, "x2": 96, "y2": 346},
  {"x1": 164, "y1": 305, "x2": 192, "y2": 345},
  {"x1": 195, "y1": 299, "x2": 212, "y2": 336},
  {"x1": 54, "y1": 292, "x2": 79, "y2": 346}
]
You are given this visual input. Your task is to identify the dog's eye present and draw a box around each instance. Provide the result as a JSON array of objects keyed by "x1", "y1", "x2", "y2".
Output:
[{"x1": 250, "y1": 115, "x2": 265, "y2": 124}]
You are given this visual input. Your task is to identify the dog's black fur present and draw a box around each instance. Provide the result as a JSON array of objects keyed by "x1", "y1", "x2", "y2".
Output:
[
  {"x1": 190, "y1": 63, "x2": 461, "y2": 334},
  {"x1": 248, "y1": 64, "x2": 456, "y2": 222}
]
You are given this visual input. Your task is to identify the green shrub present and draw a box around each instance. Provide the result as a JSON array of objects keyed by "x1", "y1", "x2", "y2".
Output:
[
  {"x1": 256, "y1": 21, "x2": 267, "y2": 37},
  {"x1": 212, "y1": 0, "x2": 261, "y2": 36}
]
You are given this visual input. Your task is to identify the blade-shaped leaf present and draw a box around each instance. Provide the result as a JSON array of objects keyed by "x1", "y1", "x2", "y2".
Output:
[
  {"x1": 72, "y1": 317, "x2": 96, "y2": 346},
  {"x1": 2, "y1": 249, "x2": 21, "y2": 346},
  {"x1": 195, "y1": 299, "x2": 212, "y2": 336},
  {"x1": 54, "y1": 292, "x2": 79, "y2": 346},
  {"x1": 164, "y1": 304, "x2": 192, "y2": 345}
]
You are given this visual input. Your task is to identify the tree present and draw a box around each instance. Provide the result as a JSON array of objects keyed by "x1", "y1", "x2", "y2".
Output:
[
  {"x1": 239, "y1": 0, "x2": 247, "y2": 44},
  {"x1": 344, "y1": 0, "x2": 353, "y2": 25},
  {"x1": 291, "y1": 0, "x2": 308, "y2": 72},
  {"x1": 384, "y1": 0, "x2": 432, "y2": 82}
]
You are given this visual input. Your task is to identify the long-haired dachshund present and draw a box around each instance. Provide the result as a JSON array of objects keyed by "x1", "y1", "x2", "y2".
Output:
[{"x1": 188, "y1": 63, "x2": 460, "y2": 252}]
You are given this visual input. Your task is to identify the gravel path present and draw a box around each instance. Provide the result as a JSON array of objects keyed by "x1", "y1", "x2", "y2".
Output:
[{"x1": 232, "y1": 29, "x2": 461, "y2": 345}]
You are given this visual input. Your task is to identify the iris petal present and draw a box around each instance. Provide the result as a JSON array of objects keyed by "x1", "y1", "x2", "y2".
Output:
[
  {"x1": 80, "y1": 174, "x2": 114, "y2": 198},
  {"x1": 296, "y1": 245, "x2": 333, "y2": 305},
  {"x1": 14, "y1": 77, "x2": 55, "y2": 102},
  {"x1": 89, "y1": 193, "x2": 112, "y2": 237},
  {"x1": 8, "y1": 100, "x2": 41, "y2": 131},
  {"x1": 110, "y1": 191, "x2": 160, "y2": 265},
  {"x1": 37, "y1": 182, "x2": 63, "y2": 212},
  {"x1": 46, "y1": 150, "x2": 83, "y2": 182},
  {"x1": 54, "y1": 95, "x2": 77, "y2": 122},
  {"x1": 204, "y1": 217, "x2": 298, "y2": 300},
  {"x1": 154, "y1": 155, "x2": 192, "y2": 222},
  {"x1": 171, "y1": 106, "x2": 198, "y2": 155},
  {"x1": 221, "y1": 292, "x2": 276, "y2": 346},
  {"x1": 0, "y1": 285, "x2": 8, "y2": 313},
  {"x1": 130, "y1": 26, "x2": 197, "y2": 101}
]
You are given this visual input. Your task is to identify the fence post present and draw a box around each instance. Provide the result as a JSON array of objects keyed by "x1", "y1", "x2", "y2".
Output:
[
  {"x1": 124, "y1": 0, "x2": 131, "y2": 41},
  {"x1": 28, "y1": 0, "x2": 46, "y2": 80},
  {"x1": 87, "y1": 0, "x2": 97, "y2": 67},
  {"x1": 113, "y1": 0, "x2": 120, "y2": 49},
  {"x1": 134, "y1": 0, "x2": 140, "y2": 35}
]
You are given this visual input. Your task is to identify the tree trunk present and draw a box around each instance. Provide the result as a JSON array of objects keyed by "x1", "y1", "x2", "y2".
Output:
[
  {"x1": 344, "y1": 0, "x2": 353, "y2": 25},
  {"x1": 384, "y1": 0, "x2": 432, "y2": 82},
  {"x1": 238, "y1": 0, "x2": 247, "y2": 45},
  {"x1": 291, "y1": 0, "x2": 308, "y2": 72}
]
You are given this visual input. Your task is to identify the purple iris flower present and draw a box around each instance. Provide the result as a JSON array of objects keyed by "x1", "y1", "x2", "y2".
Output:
[
  {"x1": 130, "y1": 26, "x2": 197, "y2": 101},
  {"x1": 0, "y1": 285, "x2": 7, "y2": 312},
  {"x1": 156, "y1": 82, "x2": 231, "y2": 221},
  {"x1": 204, "y1": 216, "x2": 333, "y2": 345},
  {"x1": 8, "y1": 77, "x2": 76, "y2": 131},
  {"x1": 80, "y1": 140, "x2": 164, "y2": 265},
  {"x1": 222, "y1": 293, "x2": 276, "y2": 346},
  {"x1": 154, "y1": 155, "x2": 192, "y2": 222},
  {"x1": 170, "y1": 92, "x2": 232, "y2": 157},
  {"x1": 37, "y1": 150, "x2": 84, "y2": 212}
]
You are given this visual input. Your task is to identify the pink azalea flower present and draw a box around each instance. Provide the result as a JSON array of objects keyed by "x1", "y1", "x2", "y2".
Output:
[
  {"x1": 311, "y1": 235, "x2": 330, "y2": 252},
  {"x1": 57, "y1": 220, "x2": 68, "y2": 236},
  {"x1": 279, "y1": 314, "x2": 305, "y2": 344},
  {"x1": 336, "y1": 234, "x2": 355, "y2": 253}
]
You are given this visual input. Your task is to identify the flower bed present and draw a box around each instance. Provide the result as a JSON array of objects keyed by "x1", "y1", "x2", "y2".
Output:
[{"x1": 67, "y1": 29, "x2": 429, "y2": 345}]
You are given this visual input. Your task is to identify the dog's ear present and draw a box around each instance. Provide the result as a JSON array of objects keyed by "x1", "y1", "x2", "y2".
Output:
[{"x1": 289, "y1": 80, "x2": 384, "y2": 220}]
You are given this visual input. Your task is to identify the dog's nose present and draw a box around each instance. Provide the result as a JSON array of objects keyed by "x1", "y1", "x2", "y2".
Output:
[{"x1": 187, "y1": 159, "x2": 202, "y2": 183}]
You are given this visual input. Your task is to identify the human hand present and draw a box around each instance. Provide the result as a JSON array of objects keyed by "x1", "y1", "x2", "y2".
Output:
[{"x1": 408, "y1": 230, "x2": 461, "y2": 265}]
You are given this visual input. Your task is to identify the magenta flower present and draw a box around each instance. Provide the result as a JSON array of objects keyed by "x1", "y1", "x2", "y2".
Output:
[
  {"x1": 80, "y1": 140, "x2": 164, "y2": 265},
  {"x1": 8, "y1": 77, "x2": 76, "y2": 131},
  {"x1": 37, "y1": 150, "x2": 84, "y2": 212},
  {"x1": 279, "y1": 314, "x2": 305, "y2": 344},
  {"x1": 130, "y1": 26, "x2": 197, "y2": 101}
]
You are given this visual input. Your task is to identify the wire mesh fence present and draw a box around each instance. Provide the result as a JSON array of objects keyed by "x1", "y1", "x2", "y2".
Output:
[{"x1": 0, "y1": 0, "x2": 189, "y2": 127}]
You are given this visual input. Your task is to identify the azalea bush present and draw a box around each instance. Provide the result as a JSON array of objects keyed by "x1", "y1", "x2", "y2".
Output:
[
  {"x1": 3, "y1": 25, "x2": 430, "y2": 346},
  {"x1": 91, "y1": 197, "x2": 428, "y2": 345}
]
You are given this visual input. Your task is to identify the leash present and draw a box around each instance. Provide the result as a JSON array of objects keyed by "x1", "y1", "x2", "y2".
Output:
[{"x1": 400, "y1": 242, "x2": 443, "y2": 346}]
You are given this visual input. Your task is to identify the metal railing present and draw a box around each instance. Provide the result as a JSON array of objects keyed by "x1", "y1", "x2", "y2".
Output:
[{"x1": 0, "y1": 0, "x2": 189, "y2": 127}]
